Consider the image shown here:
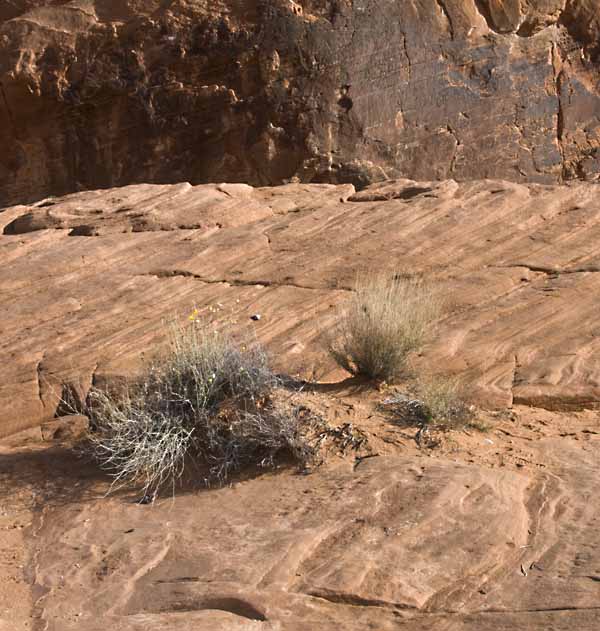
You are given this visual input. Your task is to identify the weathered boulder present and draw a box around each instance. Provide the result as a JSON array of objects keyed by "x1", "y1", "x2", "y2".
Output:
[{"x1": 1, "y1": 1, "x2": 600, "y2": 207}]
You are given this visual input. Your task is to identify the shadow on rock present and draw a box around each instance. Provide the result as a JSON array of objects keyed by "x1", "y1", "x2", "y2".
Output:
[{"x1": 0, "y1": 442, "x2": 124, "y2": 510}]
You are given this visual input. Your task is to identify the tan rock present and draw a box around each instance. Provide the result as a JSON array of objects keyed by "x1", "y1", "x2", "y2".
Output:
[
  {"x1": 3, "y1": 421, "x2": 600, "y2": 630},
  {"x1": 1, "y1": 178, "x2": 599, "y2": 436}
]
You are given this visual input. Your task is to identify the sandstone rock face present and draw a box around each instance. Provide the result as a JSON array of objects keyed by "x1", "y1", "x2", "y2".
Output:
[
  {"x1": 1, "y1": 178, "x2": 599, "y2": 437},
  {"x1": 3, "y1": 422, "x2": 600, "y2": 630},
  {"x1": 2, "y1": 1, "x2": 600, "y2": 207},
  {"x1": 24, "y1": 457, "x2": 535, "y2": 627}
]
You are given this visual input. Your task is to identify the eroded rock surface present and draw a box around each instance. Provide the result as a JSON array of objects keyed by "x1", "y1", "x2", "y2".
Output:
[
  {"x1": 1, "y1": 177, "x2": 599, "y2": 436},
  {"x1": 2, "y1": 1, "x2": 600, "y2": 206},
  {"x1": 25, "y1": 458, "x2": 534, "y2": 628},
  {"x1": 2, "y1": 409, "x2": 600, "y2": 630}
]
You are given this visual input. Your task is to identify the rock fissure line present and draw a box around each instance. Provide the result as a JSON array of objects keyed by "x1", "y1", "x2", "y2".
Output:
[
  {"x1": 406, "y1": 604, "x2": 600, "y2": 618},
  {"x1": 474, "y1": 605, "x2": 600, "y2": 614},
  {"x1": 447, "y1": 124, "x2": 461, "y2": 173},
  {"x1": 401, "y1": 32, "x2": 413, "y2": 82},
  {"x1": 551, "y1": 42, "x2": 566, "y2": 182},
  {"x1": 512, "y1": 393, "x2": 600, "y2": 411},
  {"x1": 36, "y1": 354, "x2": 45, "y2": 408},
  {"x1": 435, "y1": 0, "x2": 454, "y2": 39},
  {"x1": 141, "y1": 270, "x2": 353, "y2": 292},
  {"x1": 493, "y1": 263, "x2": 600, "y2": 275},
  {"x1": 307, "y1": 588, "x2": 417, "y2": 611},
  {"x1": 0, "y1": 81, "x2": 15, "y2": 137},
  {"x1": 302, "y1": 588, "x2": 600, "y2": 617}
]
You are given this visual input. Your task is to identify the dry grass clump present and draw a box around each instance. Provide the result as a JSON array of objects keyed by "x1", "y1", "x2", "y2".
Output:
[
  {"x1": 382, "y1": 375, "x2": 474, "y2": 431},
  {"x1": 87, "y1": 322, "x2": 314, "y2": 499},
  {"x1": 415, "y1": 376, "x2": 474, "y2": 428},
  {"x1": 328, "y1": 274, "x2": 441, "y2": 381}
]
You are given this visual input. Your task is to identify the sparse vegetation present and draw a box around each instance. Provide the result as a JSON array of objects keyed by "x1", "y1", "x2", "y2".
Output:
[
  {"x1": 464, "y1": 417, "x2": 490, "y2": 433},
  {"x1": 87, "y1": 321, "x2": 315, "y2": 499},
  {"x1": 382, "y1": 375, "x2": 474, "y2": 431},
  {"x1": 84, "y1": 274, "x2": 473, "y2": 497},
  {"x1": 414, "y1": 375, "x2": 474, "y2": 428},
  {"x1": 327, "y1": 274, "x2": 441, "y2": 382}
]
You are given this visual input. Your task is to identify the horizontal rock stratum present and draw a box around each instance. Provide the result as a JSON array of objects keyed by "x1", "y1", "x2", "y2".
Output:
[
  {"x1": 1, "y1": 177, "x2": 599, "y2": 436},
  {"x1": 2, "y1": 1, "x2": 600, "y2": 206}
]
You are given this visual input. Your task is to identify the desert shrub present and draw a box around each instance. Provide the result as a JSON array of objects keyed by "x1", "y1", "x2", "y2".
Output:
[
  {"x1": 87, "y1": 322, "x2": 313, "y2": 499},
  {"x1": 205, "y1": 400, "x2": 318, "y2": 481},
  {"x1": 382, "y1": 375, "x2": 474, "y2": 430},
  {"x1": 87, "y1": 391, "x2": 195, "y2": 497},
  {"x1": 327, "y1": 274, "x2": 441, "y2": 381},
  {"x1": 414, "y1": 376, "x2": 474, "y2": 428}
]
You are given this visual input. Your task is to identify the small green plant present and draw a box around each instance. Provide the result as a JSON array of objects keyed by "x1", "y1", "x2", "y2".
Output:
[
  {"x1": 87, "y1": 319, "x2": 313, "y2": 499},
  {"x1": 327, "y1": 274, "x2": 441, "y2": 381}
]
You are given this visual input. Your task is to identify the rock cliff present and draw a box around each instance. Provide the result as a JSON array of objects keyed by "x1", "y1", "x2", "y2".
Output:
[{"x1": 2, "y1": 1, "x2": 600, "y2": 207}]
